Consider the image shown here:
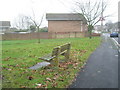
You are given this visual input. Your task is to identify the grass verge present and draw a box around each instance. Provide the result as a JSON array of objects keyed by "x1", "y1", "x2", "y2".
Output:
[{"x1": 2, "y1": 37, "x2": 101, "y2": 88}]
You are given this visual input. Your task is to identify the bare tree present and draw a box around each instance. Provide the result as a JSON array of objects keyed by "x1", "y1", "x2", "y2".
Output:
[
  {"x1": 27, "y1": 10, "x2": 44, "y2": 43},
  {"x1": 24, "y1": 16, "x2": 33, "y2": 31},
  {"x1": 14, "y1": 15, "x2": 24, "y2": 30},
  {"x1": 14, "y1": 14, "x2": 33, "y2": 31},
  {"x1": 74, "y1": 0, "x2": 108, "y2": 38}
]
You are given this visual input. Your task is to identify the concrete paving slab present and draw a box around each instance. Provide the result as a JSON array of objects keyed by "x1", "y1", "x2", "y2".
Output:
[{"x1": 29, "y1": 62, "x2": 50, "y2": 70}]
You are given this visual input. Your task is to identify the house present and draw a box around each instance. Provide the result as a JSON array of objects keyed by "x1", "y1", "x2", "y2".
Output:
[
  {"x1": 46, "y1": 13, "x2": 87, "y2": 32},
  {"x1": 94, "y1": 25, "x2": 102, "y2": 31},
  {"x1": 0, "y1": 21, "x2": 11, "y2": 33}
]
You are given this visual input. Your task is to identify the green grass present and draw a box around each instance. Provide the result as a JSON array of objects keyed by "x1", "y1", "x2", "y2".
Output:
[{"x1": 2, "y1": 37, "x2": 101, "y2": 88}]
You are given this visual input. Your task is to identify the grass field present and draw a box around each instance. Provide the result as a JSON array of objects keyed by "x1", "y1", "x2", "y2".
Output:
[{"x1": 2, "y1": 37, "x2": 101, "y2": 88}]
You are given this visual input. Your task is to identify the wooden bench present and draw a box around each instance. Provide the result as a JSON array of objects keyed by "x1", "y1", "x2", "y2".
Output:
[{"x1": 39, "y1": 43, "x2": 71, "y2": 66}]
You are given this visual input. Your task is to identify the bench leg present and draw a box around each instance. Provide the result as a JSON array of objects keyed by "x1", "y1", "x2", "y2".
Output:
[
  {"x1": 52, "y1": 47, "x2": 60, "y2": 67},
  {"x1": 65, "y1": 52, "x2": 70, "y2": 61},
  {"x1": 53, "y1": 56, "x2": 59, "y2": 67},
  {"x1": 65, "y1": 44, "x2": 71, "y2": 61}
]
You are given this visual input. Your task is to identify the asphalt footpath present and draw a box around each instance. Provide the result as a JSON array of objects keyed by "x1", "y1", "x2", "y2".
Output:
[{"x1": 69, "y1": 35, "x2": 118, "y2": 88}]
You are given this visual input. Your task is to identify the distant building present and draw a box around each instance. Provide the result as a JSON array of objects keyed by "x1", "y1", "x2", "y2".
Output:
[
  {"x1": 94, "y1": 25, "x2": 106, "y2": 32},
  {"x1": 0, "y1": 21, "x2": 11, "y2": 33},
  {"x1": 10, "y1": 27, "x2": 18, "y2": 32},
  {"x1": 46, "y1": 13, "x2": 87, "y2": 32},
  {"x1": 94, "y1": 25, "x2": 101, "y2": 31}
]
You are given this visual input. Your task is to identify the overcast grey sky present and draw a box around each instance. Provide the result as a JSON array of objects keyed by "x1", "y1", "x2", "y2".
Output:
[{"x1": 0, "y1": 0, "x2": 119, "y2": 27}]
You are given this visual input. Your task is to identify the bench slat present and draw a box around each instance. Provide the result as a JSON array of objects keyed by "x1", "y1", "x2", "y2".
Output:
[
  {"x1": 52, "y1": 47, "x2": 60, "y2": 56},
  {"x1": 60, "y1": 50, "x2": 67, "y2": 55},
  {"x1": 39, "y1": 53, "x2": 56, "y2": 61},
  {"x1": 60, "y1": 44, "x2": 69, "y2": 52}
]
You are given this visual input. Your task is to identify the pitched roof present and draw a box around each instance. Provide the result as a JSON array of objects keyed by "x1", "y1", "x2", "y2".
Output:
[
  {"x1": 0, "y1": 21, "x2": 11, "y2": 27},
  {"x1": 46, "y1": 13, "x2": 87, "y2": 24}
]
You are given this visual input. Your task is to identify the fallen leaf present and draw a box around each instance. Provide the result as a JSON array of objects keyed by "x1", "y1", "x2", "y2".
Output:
[
  {"x1": 52, "y1": 82, "x2": 58, "y2": 87},
  {"x1": 46, "y1": 78, "x2": 52, "y2": 81},
  {"x1": 20, "y1": 86, "x2": 27, "y2": 88},
  {"x1": 42, "y1": 85, "x2": 47, "y2": 87},
  {"x1": 32, "y1": 70, "x2": 37, "y2": 73},
  {"x1": 40, "y1": 72, "x2": 46, "y2": 75},
  {"x1": 53, "y1": 77, "x2": 57, "y2": 80},
  {"x1": 16, "y1": 64, "x2": 19, "y2": 67},
  {"x1": 74, "y1": 67, "x2": 77, "y2": 69},
  {"x1": 8, "y1": 68, "x2": 12, "y2": 71},
  {"x1": 35, "y1": 83, "x2": 42, "y2": 88},
  {"x1": 58, "y1": 79, "x2": 64, "y2": 82},
  {"x1": 28, "y1": 76, "x2": 33, "y2": 80}
]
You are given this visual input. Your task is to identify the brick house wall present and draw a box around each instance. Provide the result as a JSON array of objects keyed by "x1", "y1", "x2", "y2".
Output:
[
  {"x1": 48, "y1": 20, "x2": 87, "y2": 32},
  {"x1": 46, "y1": 13, "x2": 88, "y2": 33}
]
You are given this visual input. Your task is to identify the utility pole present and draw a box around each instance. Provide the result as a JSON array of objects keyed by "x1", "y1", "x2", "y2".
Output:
[
  {"x1": 101, "y1": 0, "x2": 104, "y2": 32},
  {"x1": 118, "y1": 1, "x2": 120, "y2": 32},
  {"x1": 118, "y1": 1, "x2": 120, "y2": 44}
]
